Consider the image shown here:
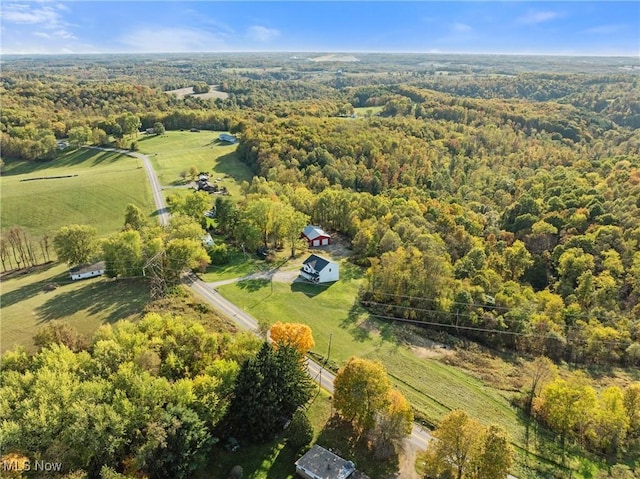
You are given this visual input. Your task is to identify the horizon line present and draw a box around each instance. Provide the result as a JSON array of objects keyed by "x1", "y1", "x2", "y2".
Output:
[{"x1": 2, "y1": 50, "x2": 639, "y2": 58}]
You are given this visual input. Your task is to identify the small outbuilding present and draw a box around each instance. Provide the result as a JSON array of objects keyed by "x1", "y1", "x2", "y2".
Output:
[
  {"x1": 295, "y1": 445, "x2": 355, "y2": 479},
  {"x1": 301, "y1": 225, "x2": 331, "y2": 247},
  {"x1": 300, "y1": 254, "x2": 339, "y2": 284},
  {"x1": 69, "y1": 261, "x2": 106, "y2": 281},
  {"x1": 219, "y1": 133, "x2": 237, "y2": 143}
]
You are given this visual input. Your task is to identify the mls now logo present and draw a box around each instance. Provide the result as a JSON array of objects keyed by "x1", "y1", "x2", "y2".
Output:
[{"x1": 2, "y1": 458, "x2": 62, "y2": 472}]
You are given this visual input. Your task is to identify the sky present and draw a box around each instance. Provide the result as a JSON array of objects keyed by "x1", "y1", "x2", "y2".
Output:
[{"x1": 1, "y1": 1, "x2": 639, "y2": 56}]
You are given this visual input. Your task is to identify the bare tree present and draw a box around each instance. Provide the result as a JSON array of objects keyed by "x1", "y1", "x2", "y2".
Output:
[
  {"x1": 7, "y1": 227, "x2": 26, "y2": 269},
  {"x1": 41, "y1": 235, "x2": 52, "y2": 262},
  {"x1": 0, "y1": 236, "x2": 12, "y2": 272}
]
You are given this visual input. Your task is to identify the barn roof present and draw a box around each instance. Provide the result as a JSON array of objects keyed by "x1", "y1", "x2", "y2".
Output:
[{"x1": 302, "y1": 225, "x2": 330, "y2": 241}]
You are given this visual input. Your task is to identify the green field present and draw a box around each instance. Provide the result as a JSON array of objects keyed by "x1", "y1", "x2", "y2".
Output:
[
  {"x1": 136, "y1": 130, "x2": 253, "y2": 197},
  {"x1": 354, "y1": 106, "x2": 384, "y2": 116},
  {"x1": 0, "y1": 149, "x2": 155, "y2": 238},
  {"x1": 0, "y1": 263, "x2": 149, "y2": 353},
  {"x1": 216, "y1": 266, "x2": 597, "y2": 477}
]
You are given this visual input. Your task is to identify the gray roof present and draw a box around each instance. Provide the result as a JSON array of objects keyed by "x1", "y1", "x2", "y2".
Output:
[
  {"x1": 69, "y1": 261, "x2": 105, "y2": 274},
  {"x1": 295, "y1": 445, "x2": 355, "y2": 479},
  {"x1": 302, "y1": 225, "x2": 330, "y2": 241},
  {"x1": 303, "y1": 254, "x2": 332, "y2": 272}
]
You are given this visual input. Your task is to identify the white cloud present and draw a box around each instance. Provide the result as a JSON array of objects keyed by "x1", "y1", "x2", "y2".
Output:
[
  {"x1": 517, "y1": 10, "x2": 562, "y2": 25},
  {"x1": 2, "y1": 3, "x2": 60, "y2": 24},
  {"x1": 452, "y1": 22, "x2": 472, "y2": 33},
  {"x1": 247, "y1": 25, "x2": 280, "y2": 42},
  {"x1": 2, "y1": 2, "x2": 76, "y2": 39},
  {"x1": 53, "y1": 28, "x2": 75, "y2": 39},
  {"x1": 118, "y1": 27, "x2": 227, "y2": 53},
  {"x1": 584, "y1": 24, "x2": 625, "y2": 34}
]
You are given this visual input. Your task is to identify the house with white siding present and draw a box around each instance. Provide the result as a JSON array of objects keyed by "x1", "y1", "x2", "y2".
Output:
[
  {"x1": 69, "y1": 261, "x2": 106, "y2": 281},
  {"x1": 299, "y1": 255, "x2": 339, "y2": 284}
]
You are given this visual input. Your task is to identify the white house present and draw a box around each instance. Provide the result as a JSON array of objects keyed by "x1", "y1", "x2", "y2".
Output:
[
  {"x1": 69, "y1": 261, "x2": 106, "y2": 281},
  {"x1": 219, "y1": 133, "x2": 237, "y2": 143},
  {"x1": 300, "y1": 254, "x2": 339, "y2": 284},
  {"x1": 295, "y1": 445, "x2": 356, "y2": 479},
  {"x1": 301, "y1": 225, "x2": 331, "y2": 247}
]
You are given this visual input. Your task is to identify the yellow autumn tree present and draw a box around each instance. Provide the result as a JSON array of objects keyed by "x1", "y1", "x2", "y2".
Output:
[{"x1": 269, "y1": 322, "x2": 315, "y2": 354}]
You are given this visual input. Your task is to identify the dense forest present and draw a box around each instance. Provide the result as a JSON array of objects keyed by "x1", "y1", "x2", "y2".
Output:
[{"x1": 2, "y1": 53, "x2": 640, "y2": 474}]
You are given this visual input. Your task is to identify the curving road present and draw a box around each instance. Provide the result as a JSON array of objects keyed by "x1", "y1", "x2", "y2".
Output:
[{"x1": 135, "y1": 144, "x2": 519, "y2": 479}]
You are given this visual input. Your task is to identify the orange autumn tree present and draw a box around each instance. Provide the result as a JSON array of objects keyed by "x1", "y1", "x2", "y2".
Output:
[{"x1": 269, "y1": 322, "x2": 315, "y2": 354}]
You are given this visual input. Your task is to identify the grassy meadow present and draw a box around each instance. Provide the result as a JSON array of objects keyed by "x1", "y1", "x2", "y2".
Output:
[
  {"x1": 0, "y1": 148, "x2": 155, "y2": 238},
  {"x1": 136, "y1": 130, "x2": 253, "y2": 197},
  {"x1": 216, "y1": 263, "x2": 598, "y2": 477},
  {"x1": 0, "y1": 263, "x2": 149, "y2": 353}
]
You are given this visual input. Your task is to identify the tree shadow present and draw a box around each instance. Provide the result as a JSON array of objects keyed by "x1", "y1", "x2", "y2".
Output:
[
  {"x1": 168, "y1": 179, "x2": 194, "y2": 186},
  {"x1": 340, "y1": 302, "x2": 371, "y2": 343},
  {"x1": 265, "y1": 446, "x2": 298, "y2": 479},
  {"x1": 0, "y1": 271, "x2": 71, "y2": 308},
  {"x1": 0, "y1": 261, "x2": 59, "y2": 281},
  {"x1": 236, "y1": 278, "x2": 270, "y2": 292},
  {"x1": 340, "y1": 262, "x2": 365, "y2": 281},
  {"x1": 2, "y1": 149, "x2": 124, "y2": 176},
  {"x1": 35, "y1": 279, "x2": 149, "y2": 323},
  {"x1": 290, "y1": 281, "x2": 334, "y2": 298},
  {"x1": 211, "y1": 152, "x2": 253, "y2": 182},
  {"x1": 315, "y1": 414, "x2": 399, "y2": 479},
  {"x1": 150, "y1": 206, "x2": 170, "y2": 219},
  {"x1": 205, "y1": 440, "x2": 296, "y2": 479}
]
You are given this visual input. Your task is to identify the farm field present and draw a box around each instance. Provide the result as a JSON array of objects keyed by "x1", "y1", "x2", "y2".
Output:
[
  {"x1": 353, "y1": 106, "x2": 384, "y2": 116},
  {"x1": 0, "y1": 149, "x2": 155, "y2": 238},
  {"x1": 0, "y1": 263, "x2": 149, "y2": 354},
  {"x1": 136, "y1": 130, "x2": 253, "y2": 197},
  {"x1": 165, "y1": 85, "x2": 230, "y2": 100}
]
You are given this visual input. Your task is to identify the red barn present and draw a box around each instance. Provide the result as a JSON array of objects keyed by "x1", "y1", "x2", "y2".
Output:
[{"x1": 301, "y1": 225, "x2": 331, "y2": 247}]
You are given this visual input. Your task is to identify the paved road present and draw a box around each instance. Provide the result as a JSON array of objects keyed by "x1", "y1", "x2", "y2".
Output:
[
  {"x1": 129, "y1": 151, "x2": 169, "y2": 227},
  {"x1": 133, "y1": 144, "x2": 517, "y2": 479},
  {"x1": 188, "y1": 272, "x2": 435, "y2": 451}
]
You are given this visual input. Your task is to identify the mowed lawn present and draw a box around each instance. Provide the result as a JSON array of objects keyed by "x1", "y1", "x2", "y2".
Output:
[
  {"x1": 0, "y1": 263, "x2": 149, "y2": 353},
  {"x1": 0, "y1": 149, "x2": 155, "y2": 238},
  {"x1": 216, "y1": 264, "x2": 527, "y2": 446},
  {"x1": 136, "y1": 130, "x2": 253, "y2": 197}
]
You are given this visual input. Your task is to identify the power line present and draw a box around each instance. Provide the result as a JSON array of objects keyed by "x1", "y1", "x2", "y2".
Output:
[
  {"x1": 367, "y1": 312, "x2": 632, "y2": 347},
  {"x1": 363, "y1": 287, "x2": 628, "y2": 323}
]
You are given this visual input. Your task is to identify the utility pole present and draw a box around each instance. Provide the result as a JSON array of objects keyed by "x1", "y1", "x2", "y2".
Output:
[{"x1": 143, "y1": 250, "x2": 167, "y2": 300}]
